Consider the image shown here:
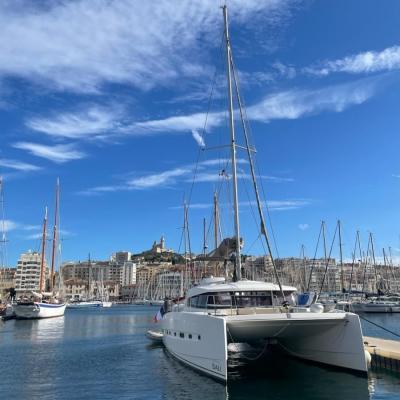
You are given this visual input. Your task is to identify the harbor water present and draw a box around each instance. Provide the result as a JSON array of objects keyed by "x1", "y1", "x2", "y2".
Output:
[{"x1": 0, "y1": 306, "x2": 399, "y2": 400}]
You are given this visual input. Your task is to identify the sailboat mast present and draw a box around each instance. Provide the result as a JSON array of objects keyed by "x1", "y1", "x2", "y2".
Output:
[
  {"x1": 39, "y1": 207, "x2": 48, "y2": 293},
  {"x1": 50, "y1": 178, "x2": 60, "y2": 292},
  {"x1": 213, "y1": 191, "x2": 219, "y2": 251},
  {"x1": 338, "y1": 220, "x2": 344, "y2": 293},
  {"x1": 0, "y1": 177, "x2": 7, "y2": 269},
  {"x1": 223, "y1": 5, "x2": 241, "y2": 280}
]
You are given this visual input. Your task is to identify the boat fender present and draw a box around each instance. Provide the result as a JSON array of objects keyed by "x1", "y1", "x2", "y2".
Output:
[
  {"x1": 310, "y1": 303, "x2": 324, "y2": 313},
  {"x1": 364, "y1": 350, "x2": 372, "y2": 368}
]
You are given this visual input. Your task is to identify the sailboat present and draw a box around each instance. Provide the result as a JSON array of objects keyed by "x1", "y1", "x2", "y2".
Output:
[
  {"x1": 14, "y1": 180, "x2": 66, "y2": 319},
  {"x1": 160, "y1": 6, "x2": 369, "y2": 381},
  {"x1": 66, "y1": 255, "x2": 103, "y2": 309}
]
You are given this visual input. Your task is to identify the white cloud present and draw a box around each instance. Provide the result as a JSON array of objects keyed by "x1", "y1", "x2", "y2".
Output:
[
  {"x1": 305, "y1": 45, "x2": 400, "y2": 76},
  {"x1": 191, "y1": 130, "x2": 205, "y2": 148},
  {"x1": 133, "y1": 112, "x2": 223, "y2": 134},
  {"x1": 246, "y1": 77, "x2": 379, "y2": 122},
  {"x1": 127, "y1": 167, "x2": 191, "y2": 189},
  {"x1": 272, "y1": 61, "x2": 296, "y2": 79},
  {"x1": 265, "y1": 200, "x2": 310, "y2": 211},
  {"x1": 0, "y1": 158, "x2": 41, "y2": 172},
  {"x1": 79, "y1": 158, "x2": 293, "y2": 195},
  {"x1": 2, "y1": 219, "x2": 19, "y2": 232},
  {"x1": 298, "y1": 223, "x2": 309, "y2": 231},
  {"x1": 13, "y1": 142, "x2": 86, "y2": 163},
  {"x1": 131, "y1": 77, "x2": 380, "y2": 135},
  {"x1": 171, "y1": 199, "x2": 310, "y2": 212},
  {"x1": 26, "y1": 106, "x2": 122, "y2": 139},
  {"x1": 0, "y1": 0, "x2": 294, "y2": 93}
]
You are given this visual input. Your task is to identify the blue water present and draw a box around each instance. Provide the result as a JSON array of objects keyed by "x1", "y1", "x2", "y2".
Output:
[{"x1": 0, "y1": 306, "x2": 399, "y2": 400}]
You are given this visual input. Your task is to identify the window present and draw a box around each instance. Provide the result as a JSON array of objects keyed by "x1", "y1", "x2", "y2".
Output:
[
  {"x1": 174, "y1": 332, "x2": 176, "y2": 336},
  {"x1": 179, "y1": 332, "x2": 184, "y2": 338},
  {"x1": 188, "y1": 334, "x2": 192, "y2": 339},
  {"x1": 198, "y1": 335, "x2": 201, "y2": 340}
]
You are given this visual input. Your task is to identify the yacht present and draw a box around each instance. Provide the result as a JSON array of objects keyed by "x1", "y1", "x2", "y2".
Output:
[
  {"x1": 66, "y1": 299, "x2": 103, "y2": 309},
  {"x1": 160, "y1": 6, "x2": 369, "y2": 381},
  {"x1": 349, "y1": 296, "x2": 400, "y2": 313}
]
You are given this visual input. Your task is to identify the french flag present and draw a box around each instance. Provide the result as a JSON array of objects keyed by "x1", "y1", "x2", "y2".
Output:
[{"x1": 154, "y1": 305, "x2": 165, "y2": 323}]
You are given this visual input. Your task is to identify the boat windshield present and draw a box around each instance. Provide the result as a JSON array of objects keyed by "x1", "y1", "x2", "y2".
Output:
[{"x1": 187, "y1": 290, "x2": 296, "y2": 309}]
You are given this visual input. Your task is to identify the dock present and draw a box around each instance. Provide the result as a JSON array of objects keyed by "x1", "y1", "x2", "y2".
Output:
[{"x1": 364, "y1": 336, "x2": 400, "y2": 373}]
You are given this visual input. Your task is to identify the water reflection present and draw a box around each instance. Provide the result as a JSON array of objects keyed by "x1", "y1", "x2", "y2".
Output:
[{"x1": 0, "y1": 306, "x2": 398, "y2": 400}]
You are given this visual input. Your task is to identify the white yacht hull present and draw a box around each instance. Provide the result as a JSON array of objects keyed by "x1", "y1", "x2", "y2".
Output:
[
  {"x1": 350, "y1": 302, "x2": 400, "y2": 313},
  {"x1": 14, "y1": 302, "x2": 66, "y2": 319},
  {"x1": 66, "y1": 301, "x2": 102, "y2": 309},
  {"x1": 162, "y1": 310, "x2": 368, "y2": 381}
]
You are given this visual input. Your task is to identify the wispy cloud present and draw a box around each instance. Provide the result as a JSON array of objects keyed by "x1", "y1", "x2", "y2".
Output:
[
  {"x1": 191, "y1": 130, "x2": 205, "y2": 148},
  {"x1": 131, "y1": 76, "x2": 381, "y2": 135},
  {"x1": 0, "y1": 1, "x2": 294, "y2": 93},
  {"x1": 298, "y1": 223, "x2": 309, "y2": 231},
  {"x1": 26, "y1": 106, "x2": 122, "y2": 140},
  {"x1": 13, "y1": 142, "x2": 86, "y2": 163},
  {"x1": 305, "y1": 45, "x2": 400, "y2": 76},
  {"x1": 79, "y1": 158, "x2": 291, "y2": 195},
  {"x1": 127, "y1": 167, "x2": 191, "y2": 189},
  {"x1": 171, "y1": 199, "x2": 310, "y2": 212},
  {"x1": 2, "y1": 219, "x2": 19, "y2": 232},
  {"x1": 0, "y1": 158, "x2": 41, "y2": 172},
  {"x1": 246, "y1": 77, "x2": 380, "y2": 122}
]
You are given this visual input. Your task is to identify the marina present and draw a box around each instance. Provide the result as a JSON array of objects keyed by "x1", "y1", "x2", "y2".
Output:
[
  {"x1": 0, "y1": 306, "x2": 399, "y2": 399},
  {"x1": 1, "y1": 1, "x2": 400, "y2": 399}
]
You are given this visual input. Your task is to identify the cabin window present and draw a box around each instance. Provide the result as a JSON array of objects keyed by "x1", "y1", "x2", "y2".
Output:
[
  {"x1": 197, "y1": 295, "x2": 208, "y2": 308},
  {"x1": 198, "y1": 335, "x2": 201, "y2": 340},
  {"x1": 188, "y1": 334, "x2": 192, "y2": 339},
  {"x1": 179, "y1": 332, "x2": 184, "y2": 338},
  {"x1": 174, "y1": 332, "x2": 176, "y2": 336},
  {"x1": 207, "y1": 295, "x2": 215, "y2": 305},
  {"x1": 189, "y1": 296, "x2": 199, "y2": 308}
]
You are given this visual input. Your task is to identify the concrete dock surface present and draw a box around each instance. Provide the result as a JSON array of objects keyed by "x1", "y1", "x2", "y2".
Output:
[{"x1": 364, "y1": 336, "x2": 400, "y2": 372}]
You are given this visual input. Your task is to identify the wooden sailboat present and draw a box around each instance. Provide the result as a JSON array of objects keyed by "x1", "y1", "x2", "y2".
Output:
[{"x1": 14, "y1": 179, "x2": 66, "y2": 319}]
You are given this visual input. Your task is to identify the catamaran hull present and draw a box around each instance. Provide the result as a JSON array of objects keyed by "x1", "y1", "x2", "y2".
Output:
[
  {"x1": 14, "y1": 303, "x2": 66, "y2": 319},
  {"x1": 162, "y1": 311, "x2": 368, "y2": 381}
]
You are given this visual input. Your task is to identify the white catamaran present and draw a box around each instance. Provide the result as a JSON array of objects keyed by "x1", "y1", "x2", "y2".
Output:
[{"x1": 160, "y1": 6, "x2": 369, "y2": 381}]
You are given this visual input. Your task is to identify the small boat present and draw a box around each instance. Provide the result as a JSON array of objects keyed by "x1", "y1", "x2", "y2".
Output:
[
  {"x1": 146, "y1": 329, "x2": 164, "y2": 342},
  {"x1": 66, "y1": 300, "x2": 103, "y2": 309},
  {"x1": 101, "y1": 301, "x2": 112, "y2": 308}
]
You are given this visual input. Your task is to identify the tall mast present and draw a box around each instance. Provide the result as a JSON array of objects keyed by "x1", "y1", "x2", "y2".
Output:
[
  {"x1": 50, "y1": 178, "x2": 60, "y2": 292},
  {"x1": 203, "y1": 217, "x2": 207, "y2": 276},
  {"x1": 213, "y1": 191, "x2": 219, "y2": 251},
  {"x1": 369, "y1": 232, "x2": 379, "y2": 295},
  {"x1": 0, "y1": 177, "x2": 7, "y2": 269},
  {"x1": 223, "y1": 5, "x2": 241, "y2": 280},
  {"x1": 338, "y1": 220, "x2": 344, "y2": 293},
  {"x1": 39, "y1": 207, "x2": 48, "y2": 293}
]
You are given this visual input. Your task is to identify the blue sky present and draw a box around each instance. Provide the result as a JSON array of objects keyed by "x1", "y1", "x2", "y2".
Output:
[{"x1": 1, "y1": 0, "x2": 400, "y2": 267}]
